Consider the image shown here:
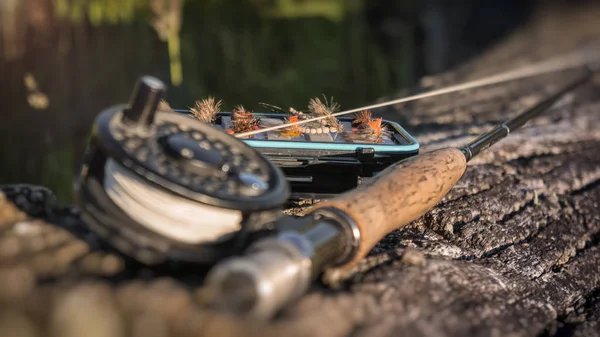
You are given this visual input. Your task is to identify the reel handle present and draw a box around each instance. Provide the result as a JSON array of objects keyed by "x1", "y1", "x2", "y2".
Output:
[
  {"x1": 310, "y1": 147, "x2": 467, "y2": 271},
  {"x1": 122, "y1": 76, "x2": 165, "y2": 129}
]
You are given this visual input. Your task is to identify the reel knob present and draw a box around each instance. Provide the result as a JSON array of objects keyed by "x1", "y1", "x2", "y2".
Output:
[
  {"x1": 75, "y1": 76, "x2": 290, "y2": 266},
  {"x1": 122, "y1": 76, "x2": 165, "y2": 128}
]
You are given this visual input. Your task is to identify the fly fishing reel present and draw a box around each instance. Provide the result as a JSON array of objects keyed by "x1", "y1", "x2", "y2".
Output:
[{"x1": 75, "y1": 76, "x2": 290, "y2": 266}]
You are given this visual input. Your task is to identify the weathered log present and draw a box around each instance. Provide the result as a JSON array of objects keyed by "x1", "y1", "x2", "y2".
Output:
[{"x1": 1, "y1": 2, "x2": 600, "y2": 337}]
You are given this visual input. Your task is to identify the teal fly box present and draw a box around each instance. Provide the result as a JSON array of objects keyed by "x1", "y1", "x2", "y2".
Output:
[{"x1": 174, "y1": 109, "x2": 420, "y2": 199}]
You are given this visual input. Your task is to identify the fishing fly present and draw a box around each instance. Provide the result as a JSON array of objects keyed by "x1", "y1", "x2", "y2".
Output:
[{"x1": 189, "y1": 97, "x2": 222, "y2": 124}]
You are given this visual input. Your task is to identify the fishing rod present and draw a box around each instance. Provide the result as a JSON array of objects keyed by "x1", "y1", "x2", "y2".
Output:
[
  {"x1": 72, "y1": 49, "x2": 597, "y2": 320},
  {"x1": 203, "y1": 69, "x2": 594, "y2": 319}
]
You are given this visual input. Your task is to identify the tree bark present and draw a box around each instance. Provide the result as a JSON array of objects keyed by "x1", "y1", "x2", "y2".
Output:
[{"x1": 1, "y1": 2, "x2": 600, "y2": 337}]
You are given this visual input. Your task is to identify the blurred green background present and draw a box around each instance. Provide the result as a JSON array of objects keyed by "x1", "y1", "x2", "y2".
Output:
[{"x1": 0, "y1": 0, "x2": 535, "y2": 203}]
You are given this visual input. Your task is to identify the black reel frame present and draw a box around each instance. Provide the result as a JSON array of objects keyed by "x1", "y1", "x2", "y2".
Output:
[{"x1": 75, "y1": 77, "x2": 290, "y2": 266}]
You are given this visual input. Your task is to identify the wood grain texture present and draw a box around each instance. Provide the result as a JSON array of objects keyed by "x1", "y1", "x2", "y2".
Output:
[
  {"x1": 311, "y1": 147, "x2": 467, "y2": 271},
  {"x1": 2, "y1": 3, "x2": 600, "y2": 337}
]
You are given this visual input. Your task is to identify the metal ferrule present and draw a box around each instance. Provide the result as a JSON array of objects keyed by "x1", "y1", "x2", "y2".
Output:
[
  {"x1": 309, "y1": 206, "x2": 361, "y2": 267},
  {"x1": 459, "y1": 124, "x2": 510, "y2": 161},
  {"x1": 204, "y1": 209, "x2": 359, "y2": 319},
  {"x1": 204, "y1": 234, "x2": 313, "y2": 319}
]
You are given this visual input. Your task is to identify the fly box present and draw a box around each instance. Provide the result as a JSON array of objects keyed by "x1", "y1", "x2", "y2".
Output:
[{"x1": 175, "y1": 108, "x2": 419, "y2": 199}]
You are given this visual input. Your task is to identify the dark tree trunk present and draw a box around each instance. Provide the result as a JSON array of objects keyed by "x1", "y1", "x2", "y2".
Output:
[{"x1": 1, "y1": 2, "x2": 600, "y2": 337}]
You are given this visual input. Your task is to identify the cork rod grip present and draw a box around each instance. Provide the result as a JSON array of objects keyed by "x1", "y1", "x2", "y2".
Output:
[{"x1": 311, "y1": 147, "x2": 467, "y2": 271}]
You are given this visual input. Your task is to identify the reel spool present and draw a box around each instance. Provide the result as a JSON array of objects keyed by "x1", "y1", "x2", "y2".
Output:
[{"x1": 75, "y1": 76, "x2": 290, "y2": 266}]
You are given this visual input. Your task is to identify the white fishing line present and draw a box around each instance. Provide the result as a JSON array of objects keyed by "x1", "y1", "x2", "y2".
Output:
[
  {"x1": 103, "y1": 159, "x2": 243, "y2": 244},
  {"x1": 237, "y1": 47, "x2": 600, "y2": 138}
]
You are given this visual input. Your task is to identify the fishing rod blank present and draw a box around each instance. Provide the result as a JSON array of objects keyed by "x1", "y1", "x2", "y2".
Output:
[
  {"x1": 460, "y1": 71, "x2": 591, "y2": 161},
  {"x1": 204, "y1": 69, "x2": 593, "y2": 320}
]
